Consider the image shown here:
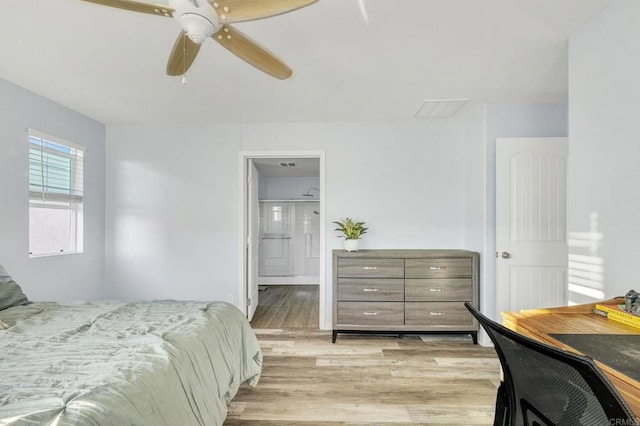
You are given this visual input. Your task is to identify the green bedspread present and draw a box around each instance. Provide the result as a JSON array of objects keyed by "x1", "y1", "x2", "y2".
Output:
[{"x1": 0, "y1": 300, "x2": 262, "y2": 425}]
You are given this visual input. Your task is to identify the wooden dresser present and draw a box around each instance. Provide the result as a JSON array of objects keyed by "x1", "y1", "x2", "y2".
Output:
[{"x1": 332, "y1": 249, "x2": 479, "y2": 343}]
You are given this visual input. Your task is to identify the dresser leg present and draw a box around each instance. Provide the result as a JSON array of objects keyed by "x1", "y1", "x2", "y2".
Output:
[
  {"x1": 471, "y1": 331, "x2": 478, "y2": 345},
  {"x1": 332, "y1": 330, "x2": 338, "y2": 343}
]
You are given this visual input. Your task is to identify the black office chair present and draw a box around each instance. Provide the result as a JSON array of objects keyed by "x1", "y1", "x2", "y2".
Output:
[{"x1": 464, "y1": 302, "x2": 638, "y2": 426}]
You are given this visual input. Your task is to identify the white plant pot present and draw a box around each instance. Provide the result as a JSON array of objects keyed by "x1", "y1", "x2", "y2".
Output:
[{"x1": 344, "y1": 239, "x2": 359, "y2": 252}]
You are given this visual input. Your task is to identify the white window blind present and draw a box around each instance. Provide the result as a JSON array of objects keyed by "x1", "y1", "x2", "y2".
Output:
[
  {"x1": 28, "y1": 129, "x2": 84, "y2": 256},
  {"x1": 29, "y1": 130, "x2": 84, "y2": 204}
]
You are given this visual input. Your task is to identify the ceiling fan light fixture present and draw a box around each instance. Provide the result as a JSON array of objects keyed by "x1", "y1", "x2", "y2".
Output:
[
  {"x1": 180, "y1": 13, "x2": 215, "y2": 44},
  {"x1": 82, "y1": 0, "x2": 319, "y2": 79}
]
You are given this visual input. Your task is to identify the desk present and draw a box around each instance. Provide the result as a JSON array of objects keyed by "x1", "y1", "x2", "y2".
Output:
[{"x1": 502, "y1": 298, "x2": 640, "y2": 417}]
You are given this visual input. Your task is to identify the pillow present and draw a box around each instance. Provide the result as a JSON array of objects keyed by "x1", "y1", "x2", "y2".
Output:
[
  {"x1": 0, "y1": 280, "x2": 30, "y2": 310},
  {"x1": 0, "y1": 263, "x2": 31, "y2": 310},
  {"x1": 0, "y1": 263, "x2": 11, "y2": 284}
]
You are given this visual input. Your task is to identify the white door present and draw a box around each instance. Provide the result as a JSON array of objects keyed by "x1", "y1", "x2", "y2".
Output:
[
  {"x1": 247, "y1": 160, "x2": 260, "y2": 320},
  {"x1": 496, "y1": 137, "x2": 568, "y2": 314}
]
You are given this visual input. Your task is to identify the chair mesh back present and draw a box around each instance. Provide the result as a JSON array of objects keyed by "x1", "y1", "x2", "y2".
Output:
[
  {"x1": 464, "y1": 303, "x2": 637, "y2": 426},
  {"x1": 489, "y1": 329, "x2": 609, "y2": 425}
]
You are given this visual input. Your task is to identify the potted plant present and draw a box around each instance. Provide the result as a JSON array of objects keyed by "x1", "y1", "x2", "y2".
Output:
[{"x1": 333, "y1": 217, "x2": 368, "y2": 252}]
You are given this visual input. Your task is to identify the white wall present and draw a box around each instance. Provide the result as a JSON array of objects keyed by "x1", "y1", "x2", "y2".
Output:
[
  {"x1": 259, "y1": 176, "x2": 320, "y2": 200},
  {"x1": 104, "y1": 124, "x2": 240, "y2": 301},
  {"x1": 0, "y1": 75, "x2": 571, "y2": 323},
  {"x1": 0, "y1": 79, "x2": 106, "y2": 300},
  {"x1": 463, "y1": 106, "x2": 487, "y2": 310},
  {"x1": 105, "y1": 121, "x2": 469, "y2": 326},
  {"x1": 568, "y1": 0, "x2": 640, "y2": 301},
  {"x1": 241, "y1": 122, "x2": 469, "y2": 250}
]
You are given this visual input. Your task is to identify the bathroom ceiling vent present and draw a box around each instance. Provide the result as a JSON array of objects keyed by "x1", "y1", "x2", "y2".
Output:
[
  {"x1": 279, "y1": 162, "x2": 296, "y2": 167},
  {"x1": 414, "y1": 98, "x2": 469, "y2": 118}
]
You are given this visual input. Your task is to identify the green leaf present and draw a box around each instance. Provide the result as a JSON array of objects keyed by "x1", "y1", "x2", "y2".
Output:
[{"x1": 333, "y1": 217, "x2": 368, "y2": 239}]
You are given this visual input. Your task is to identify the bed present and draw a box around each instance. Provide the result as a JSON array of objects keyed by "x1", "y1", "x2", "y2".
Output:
[{"x1": 0, "y1": 265, "x2": 262, "y2": 425}]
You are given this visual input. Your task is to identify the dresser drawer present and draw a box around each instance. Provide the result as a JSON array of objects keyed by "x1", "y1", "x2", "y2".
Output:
[
  {"x1": 405, "y1": 279, "x2": 472, "y2": 302},
  {"x1": 405, "y1": 258, "x2": 471, "y2": 279},
  {"x1": 337, "y1": 278, "x2": 404, "y2": 302},
  {"x1": 337, "y1": 258, "x2": 404, "y2": 278},
  {"x1": 405, "y1": 302, "x2": 474, "y2": 327},
  {"x1": 337, "y1": 302, "x2": 404, "y2": 325}
]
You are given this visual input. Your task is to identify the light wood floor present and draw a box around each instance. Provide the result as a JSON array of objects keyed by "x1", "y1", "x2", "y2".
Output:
[
  {"x1": 227, "y1": 286, "x2": 501, "y2": 425},
  {"x1": 250, "y1": 285, "x2": 319, "y2": 329}
]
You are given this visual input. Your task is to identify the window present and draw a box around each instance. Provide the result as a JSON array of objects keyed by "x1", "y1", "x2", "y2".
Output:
[
  {"x1": 28, "y1": 130, "x2": 84, "y2": 256},
  {"x1": 272, "y1": 206, "x2": 282, "y2": 222}
]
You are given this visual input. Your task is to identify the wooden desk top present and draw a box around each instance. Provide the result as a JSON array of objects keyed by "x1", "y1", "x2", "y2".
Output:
[{"x1": 502, "y1": 298, "x2": 640, "y2": 417}]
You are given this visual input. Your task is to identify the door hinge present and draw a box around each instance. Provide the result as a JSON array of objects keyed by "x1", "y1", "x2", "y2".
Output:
[{"x1": 246, "y1": 298, "x2": 251, "y2": 307}]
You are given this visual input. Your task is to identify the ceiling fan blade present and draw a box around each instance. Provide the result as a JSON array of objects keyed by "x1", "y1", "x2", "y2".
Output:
[
  {"x1": 210, "y1": 0, "x2": 318, "y2": 24},
  {"x1": 80, "y1": 0, "x2": 174, "y2": 17},
  {"x1": 213, "y1": 25, "x2": 292, "y2": 79},
  {"x1": 167, "y1": 32, "x2": 202, "y2": 76}
]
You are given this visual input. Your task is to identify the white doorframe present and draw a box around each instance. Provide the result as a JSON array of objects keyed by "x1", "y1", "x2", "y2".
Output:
[
  {"x1": 238, "y1": 151, "x2": 327, "y2": 329},
  {"x1": 246, "y1": 159, "x2": 260, "y2": 321}
]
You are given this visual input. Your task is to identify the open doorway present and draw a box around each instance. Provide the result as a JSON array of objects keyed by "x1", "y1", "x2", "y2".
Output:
[{"x1": 239, "y1": 152, "x2": 325, "y2": 329}]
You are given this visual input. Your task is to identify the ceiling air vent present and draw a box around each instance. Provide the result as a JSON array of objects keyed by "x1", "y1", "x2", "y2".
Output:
[{"x1": 414, "y1": 98, "x2": 469, "y2": 118}]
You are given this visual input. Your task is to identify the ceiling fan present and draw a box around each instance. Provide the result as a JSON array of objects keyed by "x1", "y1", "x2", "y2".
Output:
[{"x1": 80, "y1": 0, "x2": 318, "y2": 79}]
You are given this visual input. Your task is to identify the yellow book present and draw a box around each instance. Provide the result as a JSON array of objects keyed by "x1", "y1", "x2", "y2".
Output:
[{"x1": 594, "y1": 304, "x2": 640, "y2": 330}]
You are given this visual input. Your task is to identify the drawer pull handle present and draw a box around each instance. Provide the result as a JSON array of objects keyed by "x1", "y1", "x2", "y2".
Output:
[
  {"x1": 429, "y1": 312, "x2": 445, "y2": 316},
  {"x1": 429, "y1": 288, "x2": 446, "y2": 292},
  {"x1": 363, "y1": 266, "x2": 377, "y2": 270},
  {"x1": 363, "y1": 312, "x2": 378, "y2": 316},
  {"x1": 430, "y1": 266, "x2": 447, "y2": 270},
  {"x1": 363, "y1": 288, "x2": 379, "y2": 292}
]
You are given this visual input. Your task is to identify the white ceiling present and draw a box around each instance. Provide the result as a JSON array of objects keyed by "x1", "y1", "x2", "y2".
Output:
[
  {"x1": 253, "y1": 158, "x2": 320, "y2": 177},
  {"x1": 0, "y1": 0, "x2": 613, "y2": 125}
]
